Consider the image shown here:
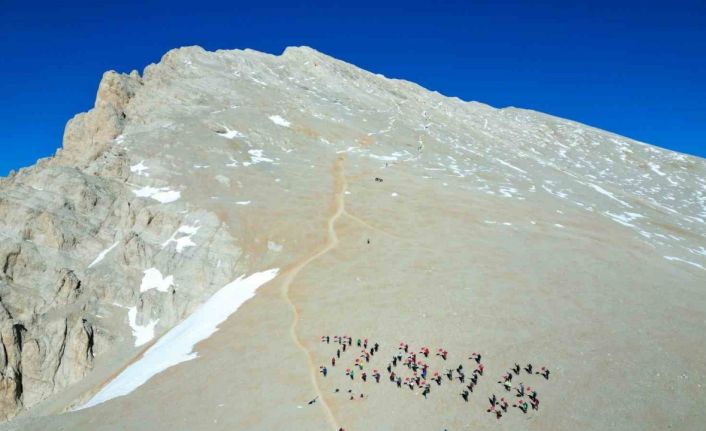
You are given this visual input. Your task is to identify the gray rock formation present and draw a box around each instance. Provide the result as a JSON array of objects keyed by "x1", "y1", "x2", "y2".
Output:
[
  {"x1": 0, "y1": 54, "x2": 240, "y2": 421},
  {"x1": 0, "y1": 46, "x2": 704, "y2": 430}
]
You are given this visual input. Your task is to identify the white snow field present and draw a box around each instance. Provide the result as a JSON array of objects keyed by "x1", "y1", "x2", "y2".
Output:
[{"x1": 78, "y1": 269, "x2": 279, "y2": 410}]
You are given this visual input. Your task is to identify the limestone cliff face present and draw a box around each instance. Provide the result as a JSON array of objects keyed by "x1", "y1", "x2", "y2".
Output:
[
  {"x1": 58, "y1": 71, "x2": 141, "y2": 166},
  {"x1": 0, "y1": 62, "x2": 240, "y2": 420}
]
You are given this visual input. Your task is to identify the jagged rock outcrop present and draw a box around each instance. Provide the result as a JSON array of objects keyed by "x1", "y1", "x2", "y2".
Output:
[
  {"x1": 57, "y1": 71, "x2": 141, "y2": 166},
  {"x1": 0, "y1": 61, "x2": 242, "y2": 421}
]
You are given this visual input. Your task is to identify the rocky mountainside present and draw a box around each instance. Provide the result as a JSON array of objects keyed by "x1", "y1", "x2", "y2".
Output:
[{"x1": 0, "y1": 46, "x2": 704, "y2": 430}]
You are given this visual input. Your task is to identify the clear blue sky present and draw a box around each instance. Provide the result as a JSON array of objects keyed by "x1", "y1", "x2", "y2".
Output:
[{"x1": 1, "y1": 0, "x2": 704, "y2": 175}]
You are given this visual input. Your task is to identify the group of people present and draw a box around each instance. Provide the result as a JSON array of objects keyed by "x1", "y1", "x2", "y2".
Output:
[
  {"x1": 486, "y1": 362, "x2": 551, "y2": 419},
  {"x1": 319, "y1": 335, "x2": 552, "y2": 421},
  {"x1": 319, "y1": 336, "x2": 489, "y2": 402}
]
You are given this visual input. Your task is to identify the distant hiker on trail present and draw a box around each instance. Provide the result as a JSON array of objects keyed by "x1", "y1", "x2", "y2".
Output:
[{"x1": 537, "y1": 366, "x2": 550, "y2": 380}]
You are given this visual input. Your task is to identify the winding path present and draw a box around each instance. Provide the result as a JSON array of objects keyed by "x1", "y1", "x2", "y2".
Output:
[{"x1": 279, "y1": 155, "x2": 347, "y2": 430}]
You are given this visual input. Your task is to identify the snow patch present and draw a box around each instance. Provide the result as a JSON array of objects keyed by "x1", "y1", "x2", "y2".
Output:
[
  {"x1": 268, "y1": 241, "x2": 283, "y2": 252},
  {"x1": 587, "y1": 183, "x2": 632, "y2": 208},
  {"x1": 78, "y1": 269, "x2": 280, "y2": 410},
  {"x1": 605, "y1": 211, "x2": 644, "y2": 227},
  {"x1": 648, "y1": 162, "x2": 666, "y2": 177},
  {"x1": 269, "y1": 115, "x2": 291, "y2": 127},
  {"x1": 140, "y1": 268, "x2": 174, "y2": 293},
  {"x1": 162, "y1": 224, "x2": 200, "y2": 253},
  {"x1": 495, "y1": 158, "x2": 527, "y2": 174},
  {"x1": 88, "y1": 242, "x2": 120, "y2": 268},
  {"x1": 217, "y1": 127, "x2": 245, "y2": 139},
  {"x1": 130, "y1": 161, "x2": 150, "y2": 176},
  {"x1": 128, "y1": 307, "x2": 158, "y2": 347},
  {"x1": 369, "y1": 154, "x2": 398, "y2": 162},
  {"x1": 664, "y1": 256, "x2": 705, "y2": 270},
  {"x1": 133, "y1": 186, "x2": 181, "y2": 204},
  {"x1": 248, "y1": 149, "x2": 274, "y2": 164}
]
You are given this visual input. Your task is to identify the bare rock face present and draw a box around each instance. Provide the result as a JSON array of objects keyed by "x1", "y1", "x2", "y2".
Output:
[
  {"x1": 53, "y1": 269, "x2": 82, "y2": 307},
  {"x1": 0, "y1": 305, "x2": 22, "y2": 421},
  {"x1": 58, "y1": 71, "x2": 141, "y2": 166},
  {"x1": 0, "y1": 61, "x2": 240, "y2": 421}
]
